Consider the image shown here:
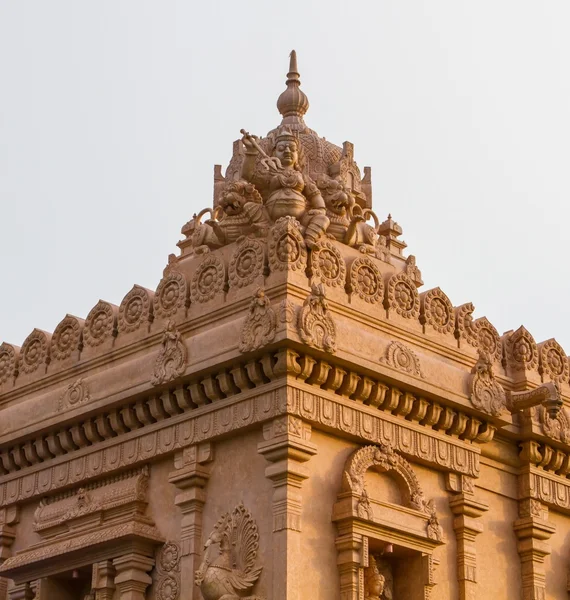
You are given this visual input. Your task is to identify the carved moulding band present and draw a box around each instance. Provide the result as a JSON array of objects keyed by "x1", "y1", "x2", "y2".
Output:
[
  {"x1": 118, "y1": 285, "x2": 153, "y2": 334},
  {"x1": 0, "y1": 384, "x2": 480, "y2": 509},
  {"x1": 83, "y1": 300, "x2": 116, "y2": 347},
  {"x1": 521, "y1": 468, "x2": 570, "y2": 515},
  {"x1": 348, "y1": 257, "x2": 384, "y2": 304},
  {"x1": 154, "y1": 270, "x2": 188, "y2": 319},
  {"x1": 268, "y1": 216, "x2": 307, "y2": 272},
  {"x1": 229, "y1": 237, "x2": 265, "y2": 288},
  {"x1": 190, "y1": 254, "x2": 226, "y2": 303}
]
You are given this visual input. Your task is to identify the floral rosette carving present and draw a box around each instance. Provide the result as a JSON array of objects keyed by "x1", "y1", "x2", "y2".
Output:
[
  {"x1": 229, "y1": 237, "x2": 265, "y2": 289},
  {"x1": 20, "y1": 329, "x2": 49, "y2": 375},
  {"x1": 118, "y1": 285, "x2": 153, "y2": 334},
  {"x1": 190, "y1": 255, "x2": 226, "y2": 303},
  {"x1": 421, "y1": 288, "x2": 454, "y2": 334},
  {"x1": 538, "y1": 405, "x2": 570, "y2": 443},
  {"x1": 455, "y1": 302, "x2": 478, "y2": 347},
  {"x1": 239, "y1": 288, "x2": 276, "y2": 353},
  {"x1": 154, "y1": 270, "x2": 188, "y2": 319},
  {"x1": 381, "y1": 341, "x2": 424, "y2": 378},
  {"x1": 298, "y1": 283, "x2": 336, "y2": 352},
  {"x1": 51, "y1": 315, "x2": 82, "y2": 361},
  {"x1": 309, "y1": 239, "x2": 346, "y2": 287},
  {"x1": 268, "y1": 216, "x2": 307, "y2": 272},
  {"x1": 0, "y1": 343, "x2": 18, "y2": 385},
  {"x1": 474, "y1": 317, "x2": 502, "y2": 362},
  {"x1": 59, "y1": 378, "x2": 90, "y2": 411},
  {"x1": 84, "y1": 300, "x2": 116, "y2": 347},
  {"x1": 538, "y1": 339, "x2": 569, "y2": 384},
  {"x1": 155, "y1": 541, "x2": 181, "y2": 600},
  {"x1": 386, "y1": 273, "x2": 420, "y2": 319},
  {"x1": 151, "y1": 321, "x2": 187, "y2": 385},
  {"x1": 506, "y1": 326, "x2": 538, "y2": 372},
  {"x1": 348, "y1": 257, "x2": 384, "y2": 304},
  {"x1": 469, "y1": 351, "x2": 506, "y2": 416}
]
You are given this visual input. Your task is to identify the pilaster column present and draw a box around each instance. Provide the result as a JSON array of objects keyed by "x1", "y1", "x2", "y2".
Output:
[
  {"x1": 513, "y1": 498, "x2": 555, "y2": 600},
  {"x1": 446, "y1": 475, "x2": 488, "y2": 600},
  {"x1": 168, "y1": 442, "x2": 213, "y2": 600},
  {"x1": 92, "y1": 560, "x2": 116, "y2": 600},
  {"x1": 112, "y1": 553, "x2": 154, "y2": 600},
  {"x1": 257, "y1": 415, "x2": 317, "y2": 600},
  {"x1": 0, "y1": 507, "x2": 19, "y2": 600},
  {"x1": 335, "y1": 532, "x2": 366, "y2": 600}
]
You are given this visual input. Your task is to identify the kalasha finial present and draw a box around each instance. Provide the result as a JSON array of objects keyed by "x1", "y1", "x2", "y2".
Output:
[{"x1": 277, "y1": 50, "x2": 309, "y2": 129}]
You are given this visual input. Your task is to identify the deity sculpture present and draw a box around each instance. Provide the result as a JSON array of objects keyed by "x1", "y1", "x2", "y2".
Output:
[
  {"x1": 240, "y1": 127, "x2": 329, "y2": 248},
  {"x1": 364, "y1": 556, "x2": 389, "y2": 600}
]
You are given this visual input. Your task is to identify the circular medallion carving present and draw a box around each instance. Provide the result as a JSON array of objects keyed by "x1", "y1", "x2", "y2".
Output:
[
  {"x1": 158, "y1": 575, "x2": 179, "y2": 600},
  {"x1": 160, "y1": 542, "x2": 180, "y2": 572},
  {"x1": 539, "y1": 339, "x2": 569, "y2": 383},
  {"x1": 190, "y1": 255, "x2": 226, "y2": 303},
  {"x1": 118, "y1": 286, "x2": 152, "y2": 333},
  {"x1": 0, "y1": 343, "x2": 17, "y2": 385},
  {"x1": 229, "y1": 238, "x2": 265, "y2": 288},
  {"x1": 84, "y1": 301, "x2": 115, "y2": 347},
  {"x1": 51, "y1": 316, "x2": 82, "y2": 360},
  {"x1": 349, "y1": 257, "x2": 383, "y2": 303},
  {"x1": 268, "y1": 217, "x2": 307, "y2": 272},
  {"x1": 386, "y1": 273, "x2": 420, "y2": 319},
  {"x1": 310, "y1": 240, "x2": 346, "y2": 287},
  {"x1": 507, "y1": 326, "x2": 538, "y2": 372},
  {"x1": 154, "y1": 271, "x2": 188, "y2": 318},
  {"x1": 476, "y1": 318, "x2": 502, "y2": 362},
  {"x1": 422, "y1": 288, "x2": 454, "y2": 334},
  {"x1": 20, "y1": 329, "x2": 48, "y2": 374}
]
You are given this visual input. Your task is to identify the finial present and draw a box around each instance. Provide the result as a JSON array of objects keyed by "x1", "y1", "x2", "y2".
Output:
[{"x1": 277, "y1": 50, "x2": 309, "y2": 130}]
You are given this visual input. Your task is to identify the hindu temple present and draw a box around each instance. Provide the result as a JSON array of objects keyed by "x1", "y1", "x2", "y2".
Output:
[{"x1": 0, "y1": 51, "x2": 569, "y2": 600}]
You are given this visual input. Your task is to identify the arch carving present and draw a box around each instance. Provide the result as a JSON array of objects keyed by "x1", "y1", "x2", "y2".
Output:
[{"x1": 342, "y1": 444, "x2": 428, "y2": 513}]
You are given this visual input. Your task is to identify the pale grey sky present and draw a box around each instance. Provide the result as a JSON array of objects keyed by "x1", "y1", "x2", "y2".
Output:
[{"x1": 1, "y1": 1, "x2": 569, "y2": 352}]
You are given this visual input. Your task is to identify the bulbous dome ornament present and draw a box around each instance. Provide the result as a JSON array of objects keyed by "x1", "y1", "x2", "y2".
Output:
[{"x1": 178, "y1": 51, "x2": 389, "y2": 258}]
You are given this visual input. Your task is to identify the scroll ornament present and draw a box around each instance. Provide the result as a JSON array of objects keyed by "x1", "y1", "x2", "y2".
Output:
[
  {"x1": 239, "y1": 288, "x2": 277, "y2": 353},
  {"x1": 469, "y1": 351, "x2": 506, "y2": 417},
  {"x1": 151, "y1": 321, "x2": 187, "y2": 385},
  {"x1": 297, "y1": 283, "x2": 336, "y2": 353}
]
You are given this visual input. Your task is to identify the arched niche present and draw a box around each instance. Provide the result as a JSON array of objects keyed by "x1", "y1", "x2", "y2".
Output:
[{"x1": 333, "y1": 444, "x2": 444, "y2": 600}]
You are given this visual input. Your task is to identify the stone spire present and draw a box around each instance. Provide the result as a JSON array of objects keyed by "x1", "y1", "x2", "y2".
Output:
[{"x1": 276, "y1": 50, "x2": 309, "y2": 130}]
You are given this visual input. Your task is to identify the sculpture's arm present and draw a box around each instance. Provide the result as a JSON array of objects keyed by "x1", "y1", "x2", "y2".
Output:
[{"x1": 304, "y1": 178, "x2": 326, "y2": 212}]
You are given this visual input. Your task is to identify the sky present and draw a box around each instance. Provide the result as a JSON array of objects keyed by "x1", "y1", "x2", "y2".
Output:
[{"x1": 0, "y1": 1, "x2": 569, "y2": 353}]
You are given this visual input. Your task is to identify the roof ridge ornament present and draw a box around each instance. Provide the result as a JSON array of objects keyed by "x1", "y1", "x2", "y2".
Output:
[{"x1": 277, "y1": 50, "x2": 310, "y2": 130}]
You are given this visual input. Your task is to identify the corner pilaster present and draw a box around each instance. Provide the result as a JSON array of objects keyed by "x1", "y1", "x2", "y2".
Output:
[
  {"x1": 168, "y1": 442, "x2": 213, "y2": 600},
  {"x1": 0, "y1": 507, "x2": 19, "y2": 600},
  {"x1": 257, "y1": 415, "x2": 317, "y2": 600},
  {"x1": 513, "y1": 499, "x2": 555, "y2": 600},
  {"x1": 92, "y1": 560, "x2": 116, "y2": 600},
  {"x1": 446, "y1": 475, "x2": 488, "y2": 600}
]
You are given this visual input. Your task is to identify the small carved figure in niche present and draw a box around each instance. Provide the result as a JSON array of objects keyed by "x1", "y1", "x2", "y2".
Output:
[
  {"x1": 151, "y1": 320, "x2": 187, "y2": 385},
  {"x1": 364, "y1": 556, "x2": 391, "y2": 600},
  {"x1": 240, "y1": 127, "x2": 329, "y2": 248},
  {"x1": 181, "y1": 182, "x2": 269, "y2": 254}
]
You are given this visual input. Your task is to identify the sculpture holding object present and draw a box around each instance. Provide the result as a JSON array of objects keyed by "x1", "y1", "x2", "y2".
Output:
[
  {"x1": 195, "y1": 503, "x2": 264, "y2": 600},
  {"x1": 179, "y1": 51, "x2": 390, "y2": 257}
]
